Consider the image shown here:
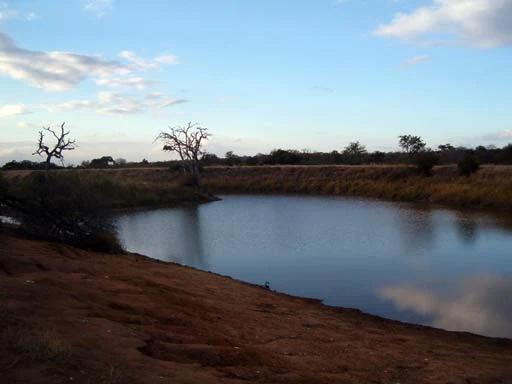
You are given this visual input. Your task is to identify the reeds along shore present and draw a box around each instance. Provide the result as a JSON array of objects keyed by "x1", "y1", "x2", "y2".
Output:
[
  {"x1": 3, "y1": 164, "x2": 512, "y2": 212},
  {"x1": 200, "y1": 165, "x2": 512, "y2": 212}
]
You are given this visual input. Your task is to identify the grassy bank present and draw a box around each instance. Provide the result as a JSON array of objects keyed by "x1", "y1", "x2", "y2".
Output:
[
  {"x1": 4, "y1": 164, "x2": 512, "y2": 212},
  {"x1": 2, "y1": 168, "x2": 215, "y2": 210},
  {"x1": 1, "y1": 233, "x2": 511, "y2": 383},
  {"x1": 201, "y1": 165, "x2": 512, "y2": 211}
]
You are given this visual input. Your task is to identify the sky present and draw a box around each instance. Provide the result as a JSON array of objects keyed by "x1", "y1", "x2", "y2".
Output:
[{"x1": 0, "y1": 0, "x2": 511, "y2": 165}]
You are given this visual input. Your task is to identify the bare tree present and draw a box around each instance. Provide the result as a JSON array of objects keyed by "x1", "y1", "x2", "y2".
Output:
[
  {"x1": 33, "y1": 122, "x2": 76, "y2": 170},
  {"x1": 156, "y1": 122, "x2": 210, "y2": 183}
]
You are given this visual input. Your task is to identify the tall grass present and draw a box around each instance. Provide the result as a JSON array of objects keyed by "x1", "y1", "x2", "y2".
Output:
[
  {"x1": 3, "y1": 169, "x2": 215, "y2": 251},
  {"x1": 5, "y1": 165, "x2": 512, "y2": 212},
  {"x1": 5, "y1": 168, "x2": 214, "y2": 209},
  {"x1": 201, "y1": 165, "x2": 512, "y2": 211}
]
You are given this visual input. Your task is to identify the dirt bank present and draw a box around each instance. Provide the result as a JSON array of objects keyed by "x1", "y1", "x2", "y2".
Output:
[{"x1": 1, "y1": 233, "x2": 511, "y2": 383}]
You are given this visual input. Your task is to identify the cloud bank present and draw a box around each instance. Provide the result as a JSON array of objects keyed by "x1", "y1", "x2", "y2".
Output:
[{"x1": 375, "y1": 0, "x2": 512, "y2": 48}]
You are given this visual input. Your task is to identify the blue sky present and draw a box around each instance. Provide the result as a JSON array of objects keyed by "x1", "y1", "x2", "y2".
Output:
[{"x1": 1, "y1": 0, "x2": 511, "y2": 164}]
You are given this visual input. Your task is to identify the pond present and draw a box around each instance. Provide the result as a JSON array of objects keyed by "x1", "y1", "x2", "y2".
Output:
[{"x1": 115, "y1": 195, "x2": 512, "y2": 338}]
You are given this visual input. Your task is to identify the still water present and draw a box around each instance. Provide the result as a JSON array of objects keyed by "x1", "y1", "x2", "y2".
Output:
[{"x1": 115, "y1": 195, "x2": 512, "y2": 338}]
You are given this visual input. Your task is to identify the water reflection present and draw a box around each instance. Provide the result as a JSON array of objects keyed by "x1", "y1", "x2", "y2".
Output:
[
  {"x1": 181, "y1": 207, "x2": 205, "y2": 268},
  {"x1": 116, "y1": 206, "x2": 206, "y2": 269},
  {"x1": 115, "y1": 195, "x2": 512, "y2": 338},
  {"x1": 379, "y1": 275, "x2": 512, "y2": 338},
  {"x1": 455, "y1": 213, "x2": 479, "y2": 245},
  {"x1": 395, "y1": 206, "x2": 435, "y2": 256}
]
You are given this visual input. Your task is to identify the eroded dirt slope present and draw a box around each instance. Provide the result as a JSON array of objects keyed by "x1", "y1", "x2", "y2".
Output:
[{"x1": 1, "y1": 233, "x2": 511, "y2": 383}]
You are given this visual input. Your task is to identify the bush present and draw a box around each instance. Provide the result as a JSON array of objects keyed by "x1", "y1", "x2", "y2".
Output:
[
  {"x1": 181, "y1": 174, "x2": 199, "y2": 187},
  {"x1": 458, "y1": 154, "x2": 480, "y2": 176},
  {"x1": 0, "y1": 172, "x2": 7, "y2": 197},
  {"x1": 7, "y1": 171, "x2": 123, "y2": 253},
  {"x1": 415, "y1": 151, "x2": 439, "y2": 176},
  {"x1": 168, "y1": 162, "x2": 183, "y2": 172},
  {"x1": 75, "y1": 230, "x2": 124, "y2": 254}
]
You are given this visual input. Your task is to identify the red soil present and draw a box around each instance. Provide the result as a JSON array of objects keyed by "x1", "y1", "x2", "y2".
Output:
[{"x1": 1, "y1": 233, "x2": 511, "y2": 383}]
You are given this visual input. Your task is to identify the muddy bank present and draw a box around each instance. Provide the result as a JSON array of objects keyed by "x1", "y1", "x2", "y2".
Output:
[{"x1": 1, "y1": 233, "x2": 511, "y2": 383}]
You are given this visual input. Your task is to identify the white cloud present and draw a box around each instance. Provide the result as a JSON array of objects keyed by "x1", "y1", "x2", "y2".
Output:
[
  {"x1": 375, "y1": 0, "x2": 512, "y2": 48},
  {"x1": 154, "y1": 54, "x2": 180, "y2": 65},
  {"x1": 0, "y1": 9, "x2": 17, "y2": 21},
  {"x1": 41, "y1": 91, "x2": 187, "y2": 115},
  {"x1": 155, "y1": 97, "x2": 187, "y2": 109},
  {"x1": 119, "y1": 50, "x2": 179, "y2": 71},
  {"x1": 144, "y1": 92, "x2": 164, "y2": 100},
  {"x1": 25, "y1": 12, "x2": 39, "y2": 21},
  {"x1": 82, "y1": 0, "x2": 114, "y2": 18},
  {"x1": 480, "y1": 130, "x2": 512, "y2": 142},
  {"x1": 0, "y1": 2, "x2": 38, "y2": 22},
  {"x1": 95, "y1": 76, "x2": 156, "y2": 89},
  {"x1": 0, "y1": 32, "x2": 130, "y2": 91},
  {"x1": 0, "y1": 104, "x2": 30, "y2": 118},
  {"x1": 0, "y1": 31, "x2": 179, "y2": 92},
  {"x1": 41, "y1": 99, "x2": 99, "y2": 112},
  {"x1": 402, "y1": 54, "x2": 431, "y2": 66},
  {"x1": 17, "y1": 121, "x2": 40, "y2": 129}
]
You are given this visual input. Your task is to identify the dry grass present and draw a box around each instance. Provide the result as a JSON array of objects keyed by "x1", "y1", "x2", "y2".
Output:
[
  {"x1": 201, "y1": 165, "x2": 512, "y2": 211},
  {"x1": 4, "y1": 165, "x2": 512, "y2": 211},
  {"x1": 2, "y1": 168, "x2": 214, "y2": 210}
]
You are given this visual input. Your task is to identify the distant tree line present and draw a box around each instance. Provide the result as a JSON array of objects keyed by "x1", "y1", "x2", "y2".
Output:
[
  {"x1": 202, "y1": 142, "x2": 512, "y2": 168},
  {"x1": 4, "y1": 132, "x2": 512, "y2": 172}
]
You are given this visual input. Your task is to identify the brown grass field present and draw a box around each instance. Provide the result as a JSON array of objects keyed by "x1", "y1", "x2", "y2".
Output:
[
  {"x1": 200, "y1": 165, "x2": 512, "y2": 211},
  {"x1": 9, "y1": 164, "x2": 503, "y2": 212},
  {"x1": 6, "y1": 164, "x2": 512, "y2": 211}
]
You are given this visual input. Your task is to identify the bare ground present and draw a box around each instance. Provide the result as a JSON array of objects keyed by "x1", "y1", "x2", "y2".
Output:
[{"x1": 1, "y1": 233, "x2": 511, "y2": 383}]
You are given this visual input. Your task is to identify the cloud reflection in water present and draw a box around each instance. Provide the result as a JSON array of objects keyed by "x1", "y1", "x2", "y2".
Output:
[{"x1": 380, "y1": 275, "x2": 512, "y2": 338}]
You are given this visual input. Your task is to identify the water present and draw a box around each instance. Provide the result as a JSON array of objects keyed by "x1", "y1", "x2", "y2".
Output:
[{"x1": 115, "y1": 195, "x2": 512, "y2": 338}]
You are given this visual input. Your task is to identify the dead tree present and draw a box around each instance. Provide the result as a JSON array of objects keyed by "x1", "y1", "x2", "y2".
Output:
[
  {"x1": 33, "y1": 122, "x2": 76, "y2": 170},
  {"x1": 156, "y1": 122, "x2": 210, "y2": 184}
]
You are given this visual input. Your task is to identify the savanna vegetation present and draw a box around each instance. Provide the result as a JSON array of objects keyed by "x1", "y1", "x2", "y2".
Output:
[
  {"x1": 2, "y1": 127, "x2": 512, "y2": 227},
  {"x1": 201, "y1": 165, "x2": 512, "y2": 211},
  {"x1": 5, "y1": 165, "x2": 505, "y2": 212},
  {"x1": 0, "y1": 122, "x2": 215, "y2": 252}
]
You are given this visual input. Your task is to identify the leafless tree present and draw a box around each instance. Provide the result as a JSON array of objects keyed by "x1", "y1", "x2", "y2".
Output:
[
  {"x1": 156, "y1": 122, "x2": 210, "y2": 183},
  {"x1": 33, "y1": 122, "x2": 76, "y2": 170}
]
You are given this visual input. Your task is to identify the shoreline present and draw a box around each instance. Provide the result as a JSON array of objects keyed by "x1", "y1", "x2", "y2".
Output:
[
  {"x1": 2, "y1": 232, "x2": 511, "y2": 383},
  {"x1": 4, "y1": 164, "x2": 512, "y2": 213}
]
